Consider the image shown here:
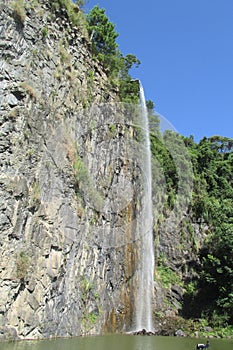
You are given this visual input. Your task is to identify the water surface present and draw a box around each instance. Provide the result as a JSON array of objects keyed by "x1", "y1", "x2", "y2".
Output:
[{"x1": 0, "y1": 335, "x2": 232, "y2": 350}]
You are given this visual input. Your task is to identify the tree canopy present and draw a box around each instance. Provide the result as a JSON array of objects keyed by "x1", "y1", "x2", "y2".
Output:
[
  {"x1": 87, "y1": 5, "x2": 118, "y2": 56},
  {"x1": 87, "y1": 5, "x2": 140, "y2": 102},
  {"x1": 173, "y1": 136, "x2": 233, "y2": 326}
]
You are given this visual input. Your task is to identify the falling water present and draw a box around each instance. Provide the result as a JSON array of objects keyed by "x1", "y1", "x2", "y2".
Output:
[{"x1": 135, "y1": 83, "x2": 155, "y2": 331}]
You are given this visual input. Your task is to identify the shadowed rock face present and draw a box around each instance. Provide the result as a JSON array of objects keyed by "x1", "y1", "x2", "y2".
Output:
[{"x1": 0, "y1": 0, "x2": 145, "y2": 340}]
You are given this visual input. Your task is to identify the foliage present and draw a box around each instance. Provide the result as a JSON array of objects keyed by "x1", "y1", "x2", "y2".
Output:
[
  {"x1": 158, "y1": 315, "x2": 233, "y2": 338},
  {"x1": 20, "y1": 81, "x2": 37, "y2": 99},
  {"x1": 41, "y1": 26, "x2": 48, "y2": 38},
  {"x1": 87, "y1": 5, "x2": 118, "y2": 57},
  {"x1": 80, "y1": 275, "x2": 99, "y2": 332},
  {"x1": 146, "y1": 100, "x2": 155, "y2": 111},
  {"x1": 150, "y1": 129, "x2": 193, "y2": 212},
  {"x1": 179, "y1": 136, "x2": 233, "y2": 326},
  {"x1": 157, "y1": 264, "x2": 182, "y2": 289},
  {"x1": 118, "y1": 76, "x2": 140, "y2": 103},
  {"x1": 73, "y1": 153, "x2": 88, "y2": 187},
  {"x1": 67, "y1": 147, "x2": 103, "y2": 209},
  {"x1": 74, "y1": 0, "x2": 86, "y2": 6},
  {"x1": 86, "y1": 5, "x2": 140, "y2": 102},
  {"x1": 82, "y1": 312, "x2": 98, "y2": 332},
  {"x1": 151, "y1": 130, "x2": 233, "y2": 327},
  {"x1": 52, "y1": 0, "x2": 88, "y2": 35},
  {"x1": 16, "y1": 251, "x2": 30, "y2": 280},
  {"x1": 197, "y1": 228, "x2": 233, "y2": 325},
  {"x1": 12, "y1": 0, "x2": 26, "y2": 24}
]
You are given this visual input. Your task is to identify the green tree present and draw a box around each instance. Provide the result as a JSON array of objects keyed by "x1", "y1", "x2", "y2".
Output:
[
  {"x1": 181, "y1": 136, "x2": 233, "y2": 326},
  {"x1": 87, "y1": 5, "x2": 140, "y2": 102},
  {"x1": 197, "y1": 226, "x2": 233, "y2": 325},
  {"x1": 118, "y1": 54, "x2": 140, "y2": 79},
  {"x1": 87, "y1": 5, "x2": 118, "y2": 68},
  {"x1": 146, "y1": 100, "x2": 155, "y2": 111}
]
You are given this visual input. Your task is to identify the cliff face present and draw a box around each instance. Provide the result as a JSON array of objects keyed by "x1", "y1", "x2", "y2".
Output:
[
  {"x1": 0, "y1": 0, "x2": 144, "y2": 339},
  {"x1": 0, "y1": 0, "x2": 209, "y2": 341}
]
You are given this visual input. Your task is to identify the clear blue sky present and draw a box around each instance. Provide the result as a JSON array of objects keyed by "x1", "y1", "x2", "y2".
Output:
[{"x1": 82, "y1": 0, "x2": 233, "y2": 141}]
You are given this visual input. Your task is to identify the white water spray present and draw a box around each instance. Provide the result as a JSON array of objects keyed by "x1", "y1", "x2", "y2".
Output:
[{"x1": 134, "y1": 83, "x2": 155, "y2": 331}]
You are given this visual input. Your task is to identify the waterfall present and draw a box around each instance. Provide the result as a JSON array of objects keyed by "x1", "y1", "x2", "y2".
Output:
[{"x1": 135, "y1": 83, "x2": 155, "y2": 331}]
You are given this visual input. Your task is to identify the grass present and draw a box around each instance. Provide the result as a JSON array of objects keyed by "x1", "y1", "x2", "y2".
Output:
[
  {"x1": 157, "y1": 261, "x2": 183, "y2": 289},
  {"x1": 41, "y1": 26, "x2": 48, "y2": 38},
  {"x1": 52, "y1": 0, "x2": 88, "y2": 38},
  {"x1": 59, "y1": 41, "x2": 71, "y2": 64},
  {"x1": 16, "y1": 251, "x2": 30, "y2": 280},
  {"x1": 73, "y1": 154, "x2": 88, "y2": 184},
  {"x1": 20, "y1": 81, "x2": 37, "y2": 100},
  {"x1": 81, "y1": 312, "x2": 98, "y2": 333},
  {"x1": 12, "y1": 0, "x2": 26, "y2": 24}
]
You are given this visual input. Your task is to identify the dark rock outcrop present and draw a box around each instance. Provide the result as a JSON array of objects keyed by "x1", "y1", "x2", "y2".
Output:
[{"x1": 132, "y1": 329, "x2": 157, "y2": 336}]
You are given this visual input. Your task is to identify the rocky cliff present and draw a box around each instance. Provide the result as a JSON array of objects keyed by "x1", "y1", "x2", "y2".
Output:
[
  {"x1": 0, "y1": 0, "x2": 210, "y2": 341},
  {"x1": 0, "y1": 0, "x2": 148, "y2": 339}
]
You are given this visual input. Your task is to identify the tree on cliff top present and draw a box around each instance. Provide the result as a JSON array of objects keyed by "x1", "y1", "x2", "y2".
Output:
[
  {"x1": 86, "y1": 6, "x2": 140, "y2": 102},
  {"x1": 87, "y1": 5, "x2": 118, "y2": 57}
]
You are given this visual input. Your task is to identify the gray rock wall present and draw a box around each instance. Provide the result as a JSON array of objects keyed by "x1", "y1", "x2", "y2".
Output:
[
  {"x1": 0, "y1": 0, "x2": 143, "y2": 339},
  {"x1": 0, "y1": 0, "x2": 206, "y2": 341}
]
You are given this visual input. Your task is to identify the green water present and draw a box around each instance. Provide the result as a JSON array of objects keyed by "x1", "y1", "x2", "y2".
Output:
[{"x1": 0, "y1": 335, "x2": 232, "y2": 350}]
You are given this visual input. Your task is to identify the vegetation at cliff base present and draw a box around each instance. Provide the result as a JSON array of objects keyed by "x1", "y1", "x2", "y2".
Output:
[
  {"x1": 150, "y1": 126, "x2": 233, "y2": 330},
  {"x1": 182, "y1": 136, "x2": 233, "y2": 327}
]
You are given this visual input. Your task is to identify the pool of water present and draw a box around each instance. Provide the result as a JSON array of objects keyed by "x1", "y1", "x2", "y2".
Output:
[{"x1": 0, "y1": 334, "x2": 232, "y2": 350}]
